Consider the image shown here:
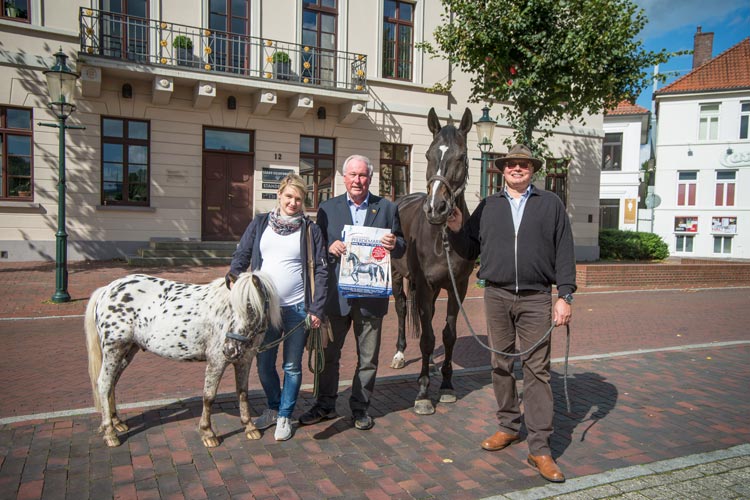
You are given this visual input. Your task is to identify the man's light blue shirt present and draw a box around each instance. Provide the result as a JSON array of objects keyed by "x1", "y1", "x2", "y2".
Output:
[
  {"x1": 347, "y1": 192, "x2": 370, "y2": 227},
  {"x1": 503, "y1": 185, "x2": 532, "y2": 233}
]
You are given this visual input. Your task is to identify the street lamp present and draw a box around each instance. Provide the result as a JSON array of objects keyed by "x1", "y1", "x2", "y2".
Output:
[
  {"x1": 474, "y1": 105, "x2": 496, "y2": 198},
  {"x1": 38, "y1": 47, "x2": 84, "y2": 303}
]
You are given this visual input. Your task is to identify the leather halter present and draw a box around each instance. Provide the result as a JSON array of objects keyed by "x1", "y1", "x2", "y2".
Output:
[{"x1": 423, "y1": 154, "x2": 469, "y2": 217}]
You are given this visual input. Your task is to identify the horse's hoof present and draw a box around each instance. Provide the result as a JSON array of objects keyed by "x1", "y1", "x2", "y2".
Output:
[
  {"x1": 439, "y1": 390, "x2": 457, "y2": 404},
  {"x1": 246, "y1": 429, "x2": 261, "y2": 440},
  {"x1": 202, "y1": 436, "x2": 220, "y2": 447},
  {"x1": 390, "y1": 352, "x2": 405, "y2": 369},
  {"x1": 414, "y1": 399, "x2": 435, "y2": 415}
]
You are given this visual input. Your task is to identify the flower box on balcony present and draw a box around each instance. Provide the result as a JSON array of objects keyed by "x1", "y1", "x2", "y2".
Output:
[
  {"x1": 272, "y1": 51, "x2": 291, "y2": 80},
  {"x1": 173, "y1": 36, "x2": 195, "y2": 67}
]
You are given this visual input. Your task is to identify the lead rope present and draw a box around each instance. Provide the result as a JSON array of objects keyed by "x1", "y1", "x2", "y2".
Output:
[
  {"x1": 441, "y1": 227, "x2": 572, "y2": 413},
  {"x1": 306, "y1": 317, "x2": 325, "y2": 399}
]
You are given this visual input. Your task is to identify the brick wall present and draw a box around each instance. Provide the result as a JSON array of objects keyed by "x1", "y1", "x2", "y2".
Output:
[{"x1": 577, "y1": 263, "x2": 750, "y2": 287}]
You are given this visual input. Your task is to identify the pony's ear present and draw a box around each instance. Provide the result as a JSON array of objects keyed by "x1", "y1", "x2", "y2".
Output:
[
  {"x1": 427, "y1": 107, "x2": 441, "y2": 137},
  {"x1": 459, "y1": 107, "x2": 473, "y2": 136}
]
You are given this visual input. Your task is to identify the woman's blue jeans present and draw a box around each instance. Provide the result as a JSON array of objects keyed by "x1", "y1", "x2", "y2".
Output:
[{"x1": 256, "y1": 301, "x2": 309, "y2": 418}]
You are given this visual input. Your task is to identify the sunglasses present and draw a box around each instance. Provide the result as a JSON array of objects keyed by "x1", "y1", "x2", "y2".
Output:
[{"x1": 505, "y1": 161, "x2": 532, "y2": 169}]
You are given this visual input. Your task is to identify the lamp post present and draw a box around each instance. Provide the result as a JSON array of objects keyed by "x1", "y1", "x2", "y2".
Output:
[
  {"x1": 474, "y1": 105, "x2": 496, "y2": 199},
  {"x1": 38, "y1": 47, "x2": 84, "y2": 303}
]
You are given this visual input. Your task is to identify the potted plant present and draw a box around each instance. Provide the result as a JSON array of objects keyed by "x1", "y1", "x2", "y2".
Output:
[
  {"x1": 5, "y1": 0, "x2": 19, "y2": 18},
  {"x1": 16, "y1": 181, "x2": 31, "y2": 197},
  {"x1": 172, "y1": 35, "x2": 194, "y2": 66},
  {"x1": 272, "y1": 51, "x2": 291, "y2": 80}
]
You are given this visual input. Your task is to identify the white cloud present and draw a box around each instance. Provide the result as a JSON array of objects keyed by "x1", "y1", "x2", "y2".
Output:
[{"x1": 634, "y1": 0, "x2": 746, "y2": 38}]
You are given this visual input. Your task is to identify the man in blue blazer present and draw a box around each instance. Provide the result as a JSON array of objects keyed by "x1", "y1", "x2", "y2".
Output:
[{"x1": 300, "y1": 154, "x2": 406, "y2": 430}]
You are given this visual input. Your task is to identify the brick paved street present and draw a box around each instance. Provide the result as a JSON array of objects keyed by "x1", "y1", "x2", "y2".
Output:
[{"x1": 0, "y1": 262, "x2": 749, "y2": 499}]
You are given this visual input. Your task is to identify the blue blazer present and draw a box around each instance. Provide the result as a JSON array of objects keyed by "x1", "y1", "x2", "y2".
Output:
[{"x1": 316, "y1": 192, "x2": 406, "y2": 318}]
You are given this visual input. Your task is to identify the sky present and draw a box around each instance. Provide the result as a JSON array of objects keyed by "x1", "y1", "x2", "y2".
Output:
[{"x1": 632, "y1": 0, "x2": 750, "y2": 111}]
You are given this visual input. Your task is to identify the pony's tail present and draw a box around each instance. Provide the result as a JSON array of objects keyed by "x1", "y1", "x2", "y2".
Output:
[
  {"x1": 378, "y1": 265, "x2": 385, "y2": 282},
  {"x1": 85, "y1": 286, "x2": 106, "y2": 411}
]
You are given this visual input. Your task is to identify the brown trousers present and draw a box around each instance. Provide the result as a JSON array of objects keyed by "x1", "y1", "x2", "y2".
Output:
[{"x1": 484, "y1": 286, "x2": 553, "y2": 455}]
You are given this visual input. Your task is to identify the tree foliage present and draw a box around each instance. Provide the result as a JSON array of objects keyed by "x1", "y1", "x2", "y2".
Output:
[{"x1": 421, "y1": 0, "x2": 674, "y2": 154}]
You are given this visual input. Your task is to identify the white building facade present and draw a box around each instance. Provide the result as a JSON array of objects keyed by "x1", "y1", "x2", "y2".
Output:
[
  {"x1": 0, "y1": 0, "x2": 602, "y2": 262},
  {"x1": 600, "y1": 101, "x2": 649, "y2": 232},
  {"x1": 653, "y1": 37, "x2": 750, "y2": 259}
]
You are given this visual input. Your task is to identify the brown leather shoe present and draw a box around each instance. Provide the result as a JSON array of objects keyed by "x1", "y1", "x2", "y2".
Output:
[
  {"x1": 481, "y1": 431, "x2": 519, "y2": 451},
  {"x1": 527, "y1": 454, "x2": 565, "y2": 483}
]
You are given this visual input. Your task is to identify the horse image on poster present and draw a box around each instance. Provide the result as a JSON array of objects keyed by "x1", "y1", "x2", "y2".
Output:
[
  {"x1": 346, "y1": 252, "x2": 385, "y2": 283},
  {"x1": 84, "y1": 272, "x2": 281, "y2": 447},
  {"x1": 390, "y1": 107, "x2": 477, "y2": 414}
]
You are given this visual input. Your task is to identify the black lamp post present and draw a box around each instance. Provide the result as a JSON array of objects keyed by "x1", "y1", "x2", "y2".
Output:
[
  {"x1": 38, "y1": 47, "x2": 84, "y2": 303},
  {"x1": 474, "y1": 105, "x2": 497, "y2": 199}
]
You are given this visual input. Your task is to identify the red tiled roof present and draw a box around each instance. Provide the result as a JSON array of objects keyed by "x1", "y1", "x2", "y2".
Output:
[
  {"x1": 606, "y1": 100, "x2": 650, "y2": 115},
  {"x1": 655, "y1": 38, "x2": 750, "y2": 96}
]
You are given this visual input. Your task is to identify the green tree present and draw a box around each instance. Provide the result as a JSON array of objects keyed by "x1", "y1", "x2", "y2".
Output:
[{"x1": 421, "y1": 0, "x2": 676, "y2": 156}]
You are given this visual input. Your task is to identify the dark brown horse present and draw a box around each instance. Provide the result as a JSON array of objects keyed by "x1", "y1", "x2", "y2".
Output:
[{"x1": 390, "y1": 107, "x2": 476, "y2": 414}]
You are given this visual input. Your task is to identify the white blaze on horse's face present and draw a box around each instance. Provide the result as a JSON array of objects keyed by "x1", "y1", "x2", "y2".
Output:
[{"x1": 429, "y1": 145, "x2": 450, "y2": 211}]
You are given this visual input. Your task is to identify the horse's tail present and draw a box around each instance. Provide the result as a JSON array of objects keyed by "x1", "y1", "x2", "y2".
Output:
[
  {"x1": 378, "y1": 265, "x2": 384, "y2": 282},
  {"x1": 85, "y1": 286, "x2": 106, "y2": 411},
  {"x1": 407, "y1": 278, "x2": 421, "y2": 339}
]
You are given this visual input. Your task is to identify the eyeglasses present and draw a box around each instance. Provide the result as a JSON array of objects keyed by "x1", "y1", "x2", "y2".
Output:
[{"x1": 505, "y1": 161, "x2": 532, "y2": 169}]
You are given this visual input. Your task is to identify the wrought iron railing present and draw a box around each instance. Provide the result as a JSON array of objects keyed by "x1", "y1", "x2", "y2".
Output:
[{"x1": 79, "y1": 8, "x2": 367, "y2": 93}]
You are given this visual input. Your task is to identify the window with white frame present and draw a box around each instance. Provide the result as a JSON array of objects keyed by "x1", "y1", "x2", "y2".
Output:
[
  {"x1": 602, "y1": 133, "x2": 622, "y2": 171},
  {"x1": 715, "y1": 170, "x2": 736, "y2": 206},
  {"x1": 675, "y1": 235, "x2": 694, "y2": 253},
  {"x1": 698, "y1": 103, "x2": 719, "y2": 141},
  {"x1": 677, "y1": 171, "x2": 697, "y2": 206},
  {"x1": 740, "y1": 102, "x2": 749, "y2": 140},
  {"x1": 713, "y1": 236, "x2": 732, "y2": 254}
]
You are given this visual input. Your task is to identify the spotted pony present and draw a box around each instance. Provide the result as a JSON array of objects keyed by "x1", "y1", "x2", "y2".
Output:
[{"x1": 84, "y1": 271, "x2": 281, "y2": 447}]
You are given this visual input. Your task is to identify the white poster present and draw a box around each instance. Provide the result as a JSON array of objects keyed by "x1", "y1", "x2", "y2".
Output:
[{"x1": 338, "y1": 225, "x2": 392, "y2": 298}]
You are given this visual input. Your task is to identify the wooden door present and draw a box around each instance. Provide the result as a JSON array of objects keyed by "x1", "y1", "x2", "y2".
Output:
[{"x1": 202, "y1": 152, "x2": 253, "y2": 241}]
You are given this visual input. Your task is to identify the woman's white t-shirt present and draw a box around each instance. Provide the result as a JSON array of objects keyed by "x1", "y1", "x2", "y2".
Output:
[{"x1": 259, "y1": 227, "x2": 304, "y2": 306}]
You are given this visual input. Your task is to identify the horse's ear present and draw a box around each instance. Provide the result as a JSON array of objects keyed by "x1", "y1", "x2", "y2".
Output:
[
  {"x1": 427, "y1": 108, "x2": 441, "y2": 137},
  {"x1": 459, "y1": 108, "x2": 473, "y2": 136}
]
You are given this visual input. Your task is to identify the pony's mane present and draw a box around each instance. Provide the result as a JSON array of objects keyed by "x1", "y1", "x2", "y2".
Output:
[{"x1": 230, "y1": 271, "x2": 282, "y2": 330}]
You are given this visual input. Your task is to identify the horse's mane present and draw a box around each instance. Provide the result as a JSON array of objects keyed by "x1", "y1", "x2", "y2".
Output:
[{"x1": 230, "y1": 271, "x2": 282, "y2": 330}]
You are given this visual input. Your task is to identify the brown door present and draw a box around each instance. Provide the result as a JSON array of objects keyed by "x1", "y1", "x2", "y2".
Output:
[{"x1": 202, "y1": 152, "x2": 253, "y2": 241}]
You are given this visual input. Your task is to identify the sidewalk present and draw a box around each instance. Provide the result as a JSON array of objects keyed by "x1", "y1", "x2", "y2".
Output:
[{"x1": 1, "y1": 261, "x2": 749, "y2": 499}]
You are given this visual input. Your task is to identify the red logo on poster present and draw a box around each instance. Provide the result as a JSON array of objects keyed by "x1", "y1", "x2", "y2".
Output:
[{"x1": 371, "y1": 246, "x2": 386, "y2": 261}]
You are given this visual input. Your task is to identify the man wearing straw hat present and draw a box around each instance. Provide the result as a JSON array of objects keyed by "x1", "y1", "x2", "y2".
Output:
[{"x1": 446, "y1": 144, "x2": 576, "y2": 483}]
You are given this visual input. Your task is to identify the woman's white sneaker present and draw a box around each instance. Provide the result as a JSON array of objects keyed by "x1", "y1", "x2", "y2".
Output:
[{"x1": 274, "y1": 416, "x2": 292, "y2": 441}]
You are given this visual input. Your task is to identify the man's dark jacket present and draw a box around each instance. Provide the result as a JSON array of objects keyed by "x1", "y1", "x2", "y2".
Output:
[{"x1": 449, "y1": 187, "x2": 577, "y2": 297}]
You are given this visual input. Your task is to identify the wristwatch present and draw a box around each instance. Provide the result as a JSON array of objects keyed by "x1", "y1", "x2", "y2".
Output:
[{"x1": 560, "y1": 293, "x2": 574, "y2": 305}]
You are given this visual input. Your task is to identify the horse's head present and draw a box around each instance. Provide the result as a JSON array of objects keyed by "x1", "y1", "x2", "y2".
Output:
[
  {"x1": 423, "y1": 107, "x2": 472, "y2": 225},
  {"x1": 223, "y1": 271, "x2": 281, "y2": 361}
]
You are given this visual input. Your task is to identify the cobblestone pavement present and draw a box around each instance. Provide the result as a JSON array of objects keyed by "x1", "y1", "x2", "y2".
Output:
[{"x1": 0, "y1": 261, "x2": 749, "y2": 499}]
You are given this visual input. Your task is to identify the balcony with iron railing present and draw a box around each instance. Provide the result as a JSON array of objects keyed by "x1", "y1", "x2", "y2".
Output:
[{"x1": 78, "y1": 8, "x2": 368, "y2": 95}]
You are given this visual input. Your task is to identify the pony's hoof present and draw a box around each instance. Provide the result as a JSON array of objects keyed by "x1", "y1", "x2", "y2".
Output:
[
  {"x1": 112, "y1": 419, "x2": 129, "y2": 433},
  {"x1": 390, "y1": 352, "x2": 405, "y2": 369},
  {"x1": 414, "y1": 399, "x2": 435, "y2": 415},
  {"x1": 202, "y1": 436, "x2": 220, "y2": 447},
  {"x1": 103, "y1": 435, "x2": 121, "y2": 447},
  {"x1": 246, "y1": 429, "x2": 261, "y2": 440},
  {"x1": 439, "y1": 390, "x2": 457, "y2": 403}
]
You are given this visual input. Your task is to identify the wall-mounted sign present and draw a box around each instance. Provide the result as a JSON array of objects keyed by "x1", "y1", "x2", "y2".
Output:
[
  {"x1": 262, "y1": 183, "x2": 280, "y2": 190},
  {"x1": 712, "y1": 216, "x2": 737, "y2": 234},
  {"x1": 262, "y1": 167, "x2": 293, "y2": 182},
  {"x1": 262, "y1": 193, "x2": 277, "y2": 200},
  {"x1": 624, "y1": 198, "x2": 637, "y2": 224},
  {"x1": 674, "y1": 216, "x2": 698, "y2": 233}
]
